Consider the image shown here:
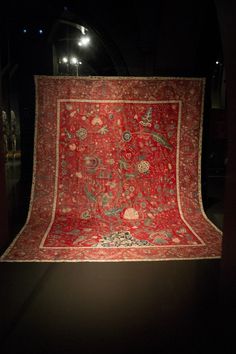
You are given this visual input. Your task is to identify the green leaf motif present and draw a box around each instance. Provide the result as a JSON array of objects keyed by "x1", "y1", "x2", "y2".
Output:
[
  {"x1": 65, "y1": 129, "x2": 72, "y2": 139},
  {"x1": 125, "y1": 173, "x2": 136, "y2": 179},
  {"x1": 140, "y1": 107, "x2": 152, "y2": 126},
  {"x1": 84, "y1": 185, "x2": 97, "y2": 202},
  {"x1": 151, "y1": 132, "x2": 172, "y2": 150},
  {"x1": 154, "y1": 238, "x2": 167, "y2": 244},
  {"x1": 104, "y1": 207, "x2": 123, "y2": 216}
]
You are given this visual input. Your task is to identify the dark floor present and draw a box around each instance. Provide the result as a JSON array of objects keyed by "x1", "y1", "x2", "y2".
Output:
[
  {"x1": 0, "y1": 261, "x2": 223, "y2": 354},
  {"x1": 0, "y1": 158, "x2": 226, "y2": 354}
]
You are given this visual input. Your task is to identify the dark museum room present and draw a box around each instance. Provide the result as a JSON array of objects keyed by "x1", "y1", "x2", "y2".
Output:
[{"x1": 0, "y1": 0, "x2": 236, "y2": 353}]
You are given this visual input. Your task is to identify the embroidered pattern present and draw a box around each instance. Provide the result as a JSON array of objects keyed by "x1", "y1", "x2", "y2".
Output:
[{"x1": 0, "y1": 77, "x2": 222, "y2": 262}]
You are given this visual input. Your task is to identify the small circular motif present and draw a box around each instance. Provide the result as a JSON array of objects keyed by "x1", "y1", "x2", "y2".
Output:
[
  {"x1": 84, "y1": 156, "x2": 99, "y2": 169},
  {"x1": 76, "y1": 128, "x2": 87, "y2": 140},
  {"x1": 123, "y1": 131, "x2": 132, "y2": 142},
  {"x1": 137, "y1": 160, "x2": 150, "y2": 173}
]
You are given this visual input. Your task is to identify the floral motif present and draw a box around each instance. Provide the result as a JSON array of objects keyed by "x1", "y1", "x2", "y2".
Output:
[
  {"x1": 92, "y1": 116, "x2": 103, "y2": 126},
  {"x1": 139, "y1": 107, "x2": 152, "y2": 127},
  {"x1": 137, "y1": 160, "x2": 150, "y2": 173},
  {"x1": 76, "y1": 128, "x2": 87, "y2": 140},
  {"x1": 98, "y1": 125, "x2": 109, "y2": 134}
]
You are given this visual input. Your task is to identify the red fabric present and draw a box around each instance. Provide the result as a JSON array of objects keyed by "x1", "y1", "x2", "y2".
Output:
[{"x1": 1, "y1": 77, "x2": 222, "y2": 261}]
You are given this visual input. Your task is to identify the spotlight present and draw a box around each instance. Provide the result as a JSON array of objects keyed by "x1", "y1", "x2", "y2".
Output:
[
  {"x1": 78, "y1": 35, "x2": 90, "y2": 47},
  {"x1": 39, "y1": 29, "x2": 43, "y2": 34},
  {"x1": 23, "y1": 28, "x2": 27, "y2": 33},
  {"x1": 216, "y1": 61, "x2": 219, "y2": 65},
  {"x1": 70, "y1": 57, "x2": 78, "y2": 65},
  {"x1": 62, "y1": 57, "x2": 68, "y2": 63}
]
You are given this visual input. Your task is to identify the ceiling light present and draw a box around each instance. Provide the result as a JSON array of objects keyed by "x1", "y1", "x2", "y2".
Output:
[
  {"x1": 78, "y1": 35, "x2": 90, "y2": 47},
  {"x1": 70, "y1": 57, "x2": 78, "y2": 65},
  {"x1": 62, "y1": 57, "x2": 68, "y2": 63}
]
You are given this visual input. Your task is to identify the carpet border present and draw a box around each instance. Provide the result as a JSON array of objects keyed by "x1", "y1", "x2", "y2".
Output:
[{"x1": 0, "y1": 76, "x2": 222, "y2": 262}]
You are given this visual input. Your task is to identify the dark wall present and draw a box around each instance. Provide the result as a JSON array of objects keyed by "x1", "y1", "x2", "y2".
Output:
[
  {"x1": 74, "y1": 0, "x2": 221, "y2": 77},
  {"x1": 215, "y1": 0, "x2": 236, "y2": 349}
]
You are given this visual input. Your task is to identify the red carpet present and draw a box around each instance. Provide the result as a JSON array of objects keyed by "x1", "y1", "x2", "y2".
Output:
[{"x1": 1, "y1": 76, "x2": 222, "y2": 261}]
